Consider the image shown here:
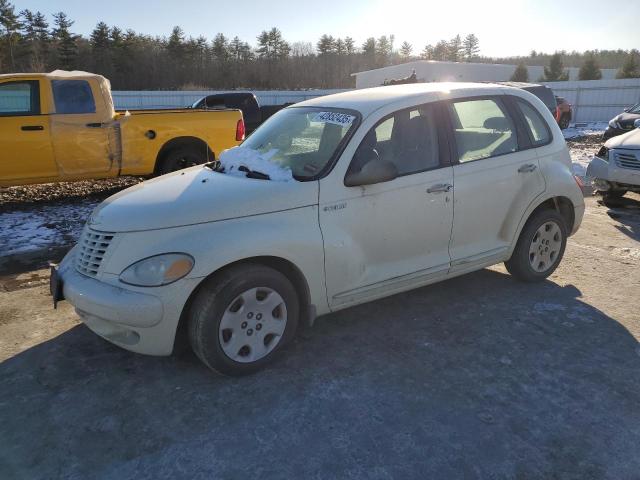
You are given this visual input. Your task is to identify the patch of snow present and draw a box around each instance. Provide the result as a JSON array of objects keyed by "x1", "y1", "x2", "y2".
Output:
[
  {"x1": 570, "y1": 149, "x2": 594, "y2": 185},
  {"x1": 0, "y1": 201, "x2": 96, "y2": 256},
  {"x1": 563, "y1": 122, "x2": 608, "y2": 140},
  {"x1": 219, "y1": 146, "x2": 294, "y2": 182}
]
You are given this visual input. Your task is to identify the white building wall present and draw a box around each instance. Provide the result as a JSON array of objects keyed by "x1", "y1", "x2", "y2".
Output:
[{"x1": 353, "y1": 60, "x2": 618, "y2": 88}]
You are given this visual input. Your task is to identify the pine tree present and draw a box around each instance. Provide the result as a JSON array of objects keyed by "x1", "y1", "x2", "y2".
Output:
[
  {"x1": 361, "y1": 37, "x2": 376, "y2": 68},
  {"x1": 20, "y1": 9, "x2": 49, "y2": 71},
  {"x1": 433, "y1": 40, "x2": 448, "y2": 61},
  {"x1": 167, "y1": 26, "x2": 185, "y2": 57},
  {"x1": 344, "y1": 37, "x2": 355, "y2": 55},
  {"x1": 316, "y1": 34, "x2": 335, "y2": 55},
  {"x1": 90, "y1": 21, "x2": 112, "y2": 75},
  {"x1": 616, "y1": 50, "x2": 640, "y2": 79},
  {"x1": 399, "y1": 41, "x2": 412, "y2": 58},
  {"x1": 376, "y1": 35, "x2": 391, "y2": 66},
  {"x1": 447, "y1": 34, "x2": 462, "y2": 61},
  {"x1": 0, "y1": 0, "x2": 22, "y2": 70},
  {"x1": 510, "y1": 62, "x2": 529, "y2": 82},
  {"x1": 421, "y1": 44, "x2": 434, "y2": 60},
  {"x1": 462, "y1": 34, "x2": 479, "y2": 61},
  {"x1": 543, "y1": 52, "x2": 569, "y2": 81},
  {"x1": 578, "y1": 53, "x2": 602, "y2": 80},
  {"x1": 52, "y1": 12, "x2": 78, "y2": 70},
  {"x1": 212, "y1": 33, "x2": 229, "y2": 61}
]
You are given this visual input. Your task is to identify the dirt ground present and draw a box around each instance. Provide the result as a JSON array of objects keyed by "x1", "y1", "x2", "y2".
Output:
[{"x1": 1, "y1": 139, "x2": 639, "y2": 478}]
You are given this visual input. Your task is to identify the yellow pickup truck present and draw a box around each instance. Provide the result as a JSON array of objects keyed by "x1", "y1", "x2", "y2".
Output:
[{"x1": 0, "y1": 71, "x2": 244, "y2": 187}]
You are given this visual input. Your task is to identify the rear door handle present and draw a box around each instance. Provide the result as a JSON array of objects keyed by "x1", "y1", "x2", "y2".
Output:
[
  {"x1": 86, "y1": 122, "x2": 103, "y2": 128},
  {"x1": 518, "y1": 164, "x2": 537, "y2": 173},
  {"x1": 427, "y1": 183, "x2": 453, "y2": 193},
  {"x1": 21, "y1": 125, "x2": 44, "y2": 131}
]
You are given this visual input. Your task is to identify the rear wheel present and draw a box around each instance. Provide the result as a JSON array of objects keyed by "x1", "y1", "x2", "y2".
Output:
[
  {"x1": 559, "y1": 115, "x2": 570, "y2": 130},
  {"x1": 505, "y1": 209, "x2": 567, "y2": 282},
  {"x1": 188, "y1": 264, "x2": 299, "y2": 376},
  {"x1": 157, "y1": 145, "x2": 208, "y2": 175}
]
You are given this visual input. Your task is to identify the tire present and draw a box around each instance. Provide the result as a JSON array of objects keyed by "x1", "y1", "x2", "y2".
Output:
[
  {"x1": 559, "y1": 115, "x2": 570, "y2": 130},
  {"x1": 603, "y1": 189, "x2": 627, "y2": 200},
  {"x1": 157, "y1": 145, "x2": 208, "y2": 175},
  {"x1": 188, "y1": 264, "x2": 299, "y2": 376},
  {"x1": 505, "y1": 209, "x2": 567, "y2": 282}
]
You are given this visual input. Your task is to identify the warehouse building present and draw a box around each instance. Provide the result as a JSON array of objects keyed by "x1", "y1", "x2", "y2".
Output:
[{"x1": 352, "y1": 60, "x2": 618, "y2": 88}]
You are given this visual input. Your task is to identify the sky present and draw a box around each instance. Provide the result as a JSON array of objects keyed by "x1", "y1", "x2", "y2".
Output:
[{"x1": 11, "y1": 0, "x2": 640, "y2": 58}]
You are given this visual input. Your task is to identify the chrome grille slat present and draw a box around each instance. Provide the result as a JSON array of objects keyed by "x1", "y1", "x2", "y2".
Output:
[
  {"x1": 75, "y1": 227, "x2": 115, "y2": 277},
  {"x1": 615, "y1": 152, "x2": 640, "y2": 170}
]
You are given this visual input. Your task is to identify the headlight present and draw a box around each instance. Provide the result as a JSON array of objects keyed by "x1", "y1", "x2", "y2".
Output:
[
  {"x1": 608, "y1": 118, "x2": 621, "y2": 129},
  {"x1": 119, "y1": 253, "x2": 194, "y2": 287},
  {"x1": 595, "y1": 146, "x2": 609, "y2": 162}
]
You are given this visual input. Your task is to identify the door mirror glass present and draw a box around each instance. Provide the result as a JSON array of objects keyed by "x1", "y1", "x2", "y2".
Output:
[
  {"x1": 345, "y1": 158, "x2": 398, "y2": 187},
  {"x1": 634, "y1": 118, "x2": 640, "y2": 129}
]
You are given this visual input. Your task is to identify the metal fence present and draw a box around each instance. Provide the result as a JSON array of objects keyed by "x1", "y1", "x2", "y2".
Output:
[
  {"x1": 111, "y1": 89, "x2": 347, "y2": 110},
  {"x1": 542, "y1": 78, "x2": 640, "y2": 124},
  {"x1": 109, "y1": 79, "x2": 640, "y2": 124}
]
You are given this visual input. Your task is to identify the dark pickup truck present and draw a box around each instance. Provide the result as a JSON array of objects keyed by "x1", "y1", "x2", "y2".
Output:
[{"x1": 191, "y1": 92, "x2": 291, "y2": 134}]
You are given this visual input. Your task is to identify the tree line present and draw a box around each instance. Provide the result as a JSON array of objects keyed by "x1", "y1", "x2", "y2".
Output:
[{"x1": 1, "y1": 0, "x2": 638, "y2": 90}]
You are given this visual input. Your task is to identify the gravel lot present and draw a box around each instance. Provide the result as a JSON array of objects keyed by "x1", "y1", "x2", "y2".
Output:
[{"x1": 1, "y1": 136, "x2": 639, "y2": 479}]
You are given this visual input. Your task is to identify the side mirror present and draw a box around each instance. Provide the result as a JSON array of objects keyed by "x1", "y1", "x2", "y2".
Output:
[
  {"x1": 344, "y1": 159, "x2": 398, "y2": 187},
  {"x1": 634, "y1": 119, "x2": 640, "y2": 129}
]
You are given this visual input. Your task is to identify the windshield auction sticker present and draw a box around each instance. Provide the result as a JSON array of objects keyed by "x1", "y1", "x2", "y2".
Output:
[{"x1": 312, "y1": 111, "x2": 356, "y2": 126}]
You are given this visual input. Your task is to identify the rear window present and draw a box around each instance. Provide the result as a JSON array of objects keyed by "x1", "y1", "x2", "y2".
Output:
[
  {"x1": 516, "y1": 99, "x2": 552, "y2": 146},
  {"x1": 52, "y1": 80, "x2": 96, "y2": 114},
  {"x1": 0, "y1": 81, "x2": 39, "y2": 115}
]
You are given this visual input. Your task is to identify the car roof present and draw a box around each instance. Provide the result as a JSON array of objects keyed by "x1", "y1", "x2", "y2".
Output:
[{"x1": 296, "y1": 82, "x2": 522, "y2": 117}]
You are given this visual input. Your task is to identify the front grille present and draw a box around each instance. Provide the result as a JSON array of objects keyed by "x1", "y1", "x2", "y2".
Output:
[
  {"x1": 75, "y1": 228, "x2": 115, "y2": 277},
  {"x1": 615, "y1": 152, "x2": 640, "y2": 170}
]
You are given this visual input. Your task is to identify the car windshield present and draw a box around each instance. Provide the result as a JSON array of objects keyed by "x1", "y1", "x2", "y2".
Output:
[{"x1": 237, "y1": 106, "x2": 358, "y2": 180}]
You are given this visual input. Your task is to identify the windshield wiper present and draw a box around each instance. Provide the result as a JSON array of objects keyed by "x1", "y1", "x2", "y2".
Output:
[{"x1": 238, "y1": 165, "x2": 270, "y2": 180}]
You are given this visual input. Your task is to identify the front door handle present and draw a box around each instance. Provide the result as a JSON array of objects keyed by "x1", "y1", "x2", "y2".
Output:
[
  {"x1": 21, "y1": 125, "x2": 44, "y2": 131},
  {"x1": 427, "y1": 183, "x2": 453, "y2": 193},
  {"x1": 518, "y1": 163, "x2": 537, "y2": 173}
]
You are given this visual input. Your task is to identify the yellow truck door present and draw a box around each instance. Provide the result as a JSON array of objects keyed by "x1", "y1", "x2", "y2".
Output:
[
  {"x1": 0, "y1": 79, "x2": 56, "y2": 184},
  {"x1": 49, "y1": 78, "x2": 119, "y2": 177}
]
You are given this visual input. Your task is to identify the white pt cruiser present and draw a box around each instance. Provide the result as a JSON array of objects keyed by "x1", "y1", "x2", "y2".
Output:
[{"x1": 52, "y1": 83, "x2": 584, "y2": 375}]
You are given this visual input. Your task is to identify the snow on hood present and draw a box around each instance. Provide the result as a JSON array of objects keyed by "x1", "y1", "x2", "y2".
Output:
[
  {"x1": 605, "y1": 127, "x2": 640, "y2": 150},
  {"x1": 88, "y1": 165, "x2": 317, "y2": 232},
  {"x1": 219, "y1": 146, "x2": 294, "y2": 182}
]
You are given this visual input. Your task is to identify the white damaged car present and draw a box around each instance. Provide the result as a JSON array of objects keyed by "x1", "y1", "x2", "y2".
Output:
[
  {"x1": 51, "y1": 83, "x2": 585, "y2": 375},
  {"x1": 587, "y1": 119, "x2": 640, "y2": 199}
]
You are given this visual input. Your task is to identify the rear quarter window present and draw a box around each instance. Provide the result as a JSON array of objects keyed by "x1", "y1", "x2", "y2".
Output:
[
  {"x1": 52, "y1": 80, "x2": 96, "y2": 114},
  {"x1": 515, "y1": 98, "x2": 552, "y2": 146}
]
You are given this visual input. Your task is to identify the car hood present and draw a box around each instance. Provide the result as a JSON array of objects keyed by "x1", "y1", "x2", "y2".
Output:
[
  {"x1": 605, "y1": 127, "x2": 640, "y2": 150},
  {"x1": 617, "y1": 112, "x2": 640, "y2": 126},
  {"x1": 88, "y1": 166, "x2": 318, "y2": 232}
]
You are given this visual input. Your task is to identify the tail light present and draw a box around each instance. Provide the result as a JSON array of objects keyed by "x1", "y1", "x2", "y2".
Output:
[{"x1": 235, "y1": 119, "x2": 245, "y2": 141}]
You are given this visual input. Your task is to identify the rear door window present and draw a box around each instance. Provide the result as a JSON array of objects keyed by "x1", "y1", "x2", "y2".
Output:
[
  {"x1": 516, "y1": 98, "x2": 551, "y2": 146},
  {"x1": 0, "y1": 81, "x2": 39, "y2": 116},
  {"x1": 448, "y1": 98, "x2": 518, "y2": 163},
  {"x1": 52, "y1": 80, "x2": 96, "y2": 114}
]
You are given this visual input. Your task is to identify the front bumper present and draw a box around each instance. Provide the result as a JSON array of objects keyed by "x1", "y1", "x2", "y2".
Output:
[
  {"x1": 587, "y1": 156, "x2": 640, "y2": 188},
  {"x1": 57, "y1": 248, "x2": 201, "y2": 356}
]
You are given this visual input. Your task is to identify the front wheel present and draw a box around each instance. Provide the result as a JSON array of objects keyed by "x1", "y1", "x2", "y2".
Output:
[
  {"x1": 188, "y1": 264, "x2": 299, "y2": 376},
  {"x1": 505, "y1": 209, "x2": 567, "y2": 282}
]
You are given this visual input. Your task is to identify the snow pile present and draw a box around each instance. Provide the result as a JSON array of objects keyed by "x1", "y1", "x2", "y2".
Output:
[
  {"x1": 570, "y1": 150, "x2": 593, "y2": 180},
  {"x1": 563, "y1": 122, "x2": 608, "y2": 140},
  {"x1": 0, "y1": 201, "x2": 96, "y2": 257},
  {"x1": 219, "y1": 147, "x2": 294, "y2": 182}
]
